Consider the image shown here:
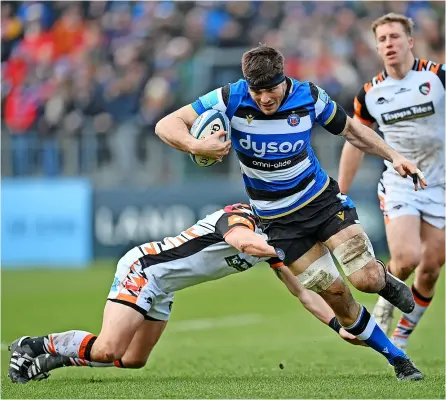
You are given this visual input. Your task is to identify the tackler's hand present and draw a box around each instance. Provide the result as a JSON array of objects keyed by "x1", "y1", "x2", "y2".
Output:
[
  {"x1": 339, "y1": 328, "x2": 368, "y2": 347},
  {"x1": 392, "y1": 156, "x2": 428, "y2": 191}
]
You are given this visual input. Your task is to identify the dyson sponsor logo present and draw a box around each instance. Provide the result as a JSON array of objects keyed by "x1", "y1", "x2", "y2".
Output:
[{"x1": 239, "y1": 135, "x2": 304, "y2": 157}]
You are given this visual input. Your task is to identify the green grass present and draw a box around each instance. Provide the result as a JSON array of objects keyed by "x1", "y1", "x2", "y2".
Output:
[{"x1": 1, "y1": 261, "x2": 445, "y2": 399}]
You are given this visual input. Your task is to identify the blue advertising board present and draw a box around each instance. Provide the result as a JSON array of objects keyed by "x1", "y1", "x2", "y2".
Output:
[{"x1": 2, "y1": 179, "x2": 92, "y2": 267}]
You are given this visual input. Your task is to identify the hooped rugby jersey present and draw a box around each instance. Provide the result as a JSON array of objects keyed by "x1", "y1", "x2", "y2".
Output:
[
  {"x1": 135, "y1": 205, "x2": 274, "y2": 293},
  {"x1": 354, "y1": 58, "x2": 445, "y2": 187},
  {"x1": 191, "y1": 78, "x2": 347, "y2": 219}
]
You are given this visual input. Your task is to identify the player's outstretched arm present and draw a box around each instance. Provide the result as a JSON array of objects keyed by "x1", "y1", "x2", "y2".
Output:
[
  {"x1": 272, "y1": 265, "x2": 366, "y2": 346},
  {"x1": 342, "y1": 116, "x2": 427, "y2": 191},
  {"x1": 338, "y1": 118, "x2": 371, "y2": 194},
  {"x1": 155, "y1": 105, "x2": 231, "y2": 160},
  {"x1": 224, "y1": 227, "x2": 277, "y2": 258}
]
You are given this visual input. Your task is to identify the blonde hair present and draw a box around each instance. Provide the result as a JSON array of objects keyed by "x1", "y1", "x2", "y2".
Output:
[{"x1": 372, "y1": 13, "x2": 414, "y2": 37}]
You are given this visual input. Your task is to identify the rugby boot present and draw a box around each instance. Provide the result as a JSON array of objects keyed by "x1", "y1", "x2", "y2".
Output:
[
  {"x1": 392, "y1": 356, "x2": 424, "y2": 381},
  {"x1": 27, "y1": 354, "x2": 72, "y2": 381},
  {"x1": 372, "y1": 296, "x2": 395, "y2": 336},
  {"x1": 376, "y1": 259, "x2": 415, "y2": 314},
  {"x1": 8, "y1": 336, "x2": 35, "y2": 383}
]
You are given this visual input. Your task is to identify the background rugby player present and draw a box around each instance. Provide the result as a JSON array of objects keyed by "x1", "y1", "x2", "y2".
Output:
[{"x1": 338, "y1": 13, "x2": 445, "y2": 350}]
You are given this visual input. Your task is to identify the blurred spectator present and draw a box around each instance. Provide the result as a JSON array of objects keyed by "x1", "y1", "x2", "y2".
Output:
[
  {"x1": 3, "y1": 76, "x2": 40, "y2": 176},
  {"x1": 1, "y1": 1, "x2": 444, "y2": 183},
  {"x1": 17, "y1": 1, "x2": 53, "y2": 29},
  {"x1": 51, "y1": 4, "x2": 85, "y2": 57},
  {"x1": 16, "y1": 20, "x2": 55, "y2": 64},
  {"x1": 1, "y1": 3, "x2": 23, "y2": 62}
]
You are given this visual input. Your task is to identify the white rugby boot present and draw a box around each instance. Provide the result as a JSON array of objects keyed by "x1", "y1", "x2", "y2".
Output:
[{"x1": 372, "y1": 296, "x2": 395, "y2": 336}]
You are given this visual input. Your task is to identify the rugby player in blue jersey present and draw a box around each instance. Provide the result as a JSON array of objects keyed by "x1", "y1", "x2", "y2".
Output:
[{"x1": 156, "y1": 45, "x2": 427, "y2": 380}]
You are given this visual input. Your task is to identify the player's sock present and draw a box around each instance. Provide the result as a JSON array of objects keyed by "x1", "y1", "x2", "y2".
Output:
[
  {"x1": 391, "y1": 285, "x2": 433, "y2": 348},
  {"x1": 27, "y1": 354, "x2": 125, "y2": 380},
  {"x1": 23, "y1": 331, "x2": 96, "y2": 359},
  {"x1": 41, "y1": 355, "x2": 122, "y2": 369},
  {"x1": 343, "y1": 305, "x2": 407, "y2": 365}
]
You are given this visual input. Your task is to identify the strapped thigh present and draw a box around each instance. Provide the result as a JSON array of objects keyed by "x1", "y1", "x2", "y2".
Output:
[
  {"x1": 332, "y1": 233, "x2": 375, "y2": 276},
  {"x1": 296, "y1": 247, "x2": 340, "y2": 292}
]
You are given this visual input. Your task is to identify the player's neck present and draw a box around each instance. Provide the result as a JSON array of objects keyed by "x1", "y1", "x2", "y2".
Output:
[{"x1": 384, "y1": 54, "x2": 415, "y2": 80}]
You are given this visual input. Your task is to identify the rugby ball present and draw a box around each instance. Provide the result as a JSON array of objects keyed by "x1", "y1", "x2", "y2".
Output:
[{"x1": 189, "y1": 110, "x2": 231, "y2": 167}]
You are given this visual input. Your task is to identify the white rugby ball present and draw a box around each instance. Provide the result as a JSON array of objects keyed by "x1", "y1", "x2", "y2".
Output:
[{"x1": 189, "y1": 110, "x2": 231, "y2": 167}]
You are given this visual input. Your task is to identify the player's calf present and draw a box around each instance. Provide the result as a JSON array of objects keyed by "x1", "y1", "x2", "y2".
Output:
[
  {"x1": 416, "y1": 253, "x2": 444, "y2": 295},
  {"x1": 318, "y1": 277, "x2": 361, "y2": 327},
  {"x1": 387, "y1": 250, "x2": 420, "y2": 281},
  {"x1": 347, "y1": 259, "x2": 385, "y2": 293}
]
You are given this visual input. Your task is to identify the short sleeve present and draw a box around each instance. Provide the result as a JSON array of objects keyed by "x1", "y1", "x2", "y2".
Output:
[
  {"x1": 215, "y1": 211, "x2": 256, "y2": 238},
  {"x1": 353, "y1": 84, "x2": 376, "y2": 125},
  {"x1": 191, "y1": 85, "x2": 230, "y2": 115},
  {"x1": 310, "y1": 82, "x2": 348, "y2": 135},
  {"x1": 431, "y1": 63, "x2": 445, "y2": 88}
]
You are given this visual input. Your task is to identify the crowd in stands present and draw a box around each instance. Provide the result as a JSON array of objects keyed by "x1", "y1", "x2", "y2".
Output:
[{"x1": 1, "y1": 1, "x2": 444, "y2": 182}]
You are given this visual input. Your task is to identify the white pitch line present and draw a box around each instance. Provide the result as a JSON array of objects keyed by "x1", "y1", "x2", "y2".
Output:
[{"x1": 169, "y1": 314, "x2": 265, "y2": 332}]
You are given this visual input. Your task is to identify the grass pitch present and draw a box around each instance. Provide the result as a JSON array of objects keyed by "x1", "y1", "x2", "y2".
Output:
[{"x1": 1, "y1": 261, "x2": 444, "y2": 398}]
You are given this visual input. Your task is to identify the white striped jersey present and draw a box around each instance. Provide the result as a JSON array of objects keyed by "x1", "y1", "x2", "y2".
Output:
[
  {"x1": 354, "y1": 58, "x2": 445, "y2": 187},
  {"x1": 135, "y1": 205, "x2": 274, "y2": 294},
  {"x1": 191, "y1": 78, "x2": 343, "y2": 218}
]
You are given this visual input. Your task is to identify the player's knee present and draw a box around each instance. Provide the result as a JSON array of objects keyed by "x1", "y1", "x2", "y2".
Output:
[
  {"x1": 94, "y1": 340, "x2": 126, "y2": 363},
  {"x1": 391, "y1": 249, "x2": 420, "y2": 277},
  {"x1": 333, "y1": 234, "x2": 383, "y2": 292},
  {"x1": 420, "y1": 245, "x2": 445, "y2": 270},
  {"x1": 348, "y1": 259, "x2": 385, "y2": 293},
  {"x1": 417, "y1": 264, "x2": 443, "y2": 289}
]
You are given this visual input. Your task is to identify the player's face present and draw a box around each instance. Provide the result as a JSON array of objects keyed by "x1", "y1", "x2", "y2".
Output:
[
  {"x1": 248, "y1": 81, "x2": 287, "y2": 115},
  {"x1": 375, "y1": 22, "x2": 414, "y2": 67}
]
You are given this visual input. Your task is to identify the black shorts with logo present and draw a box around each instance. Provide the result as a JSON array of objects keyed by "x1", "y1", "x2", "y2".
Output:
[{"x1": 259, "y1": 178, "x2": 359, "y2": 266}]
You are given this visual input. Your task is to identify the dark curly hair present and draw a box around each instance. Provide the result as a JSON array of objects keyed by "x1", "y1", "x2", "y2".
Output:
[{"x1": 242, "y1": 45, "x2": 285, "y2": 87}]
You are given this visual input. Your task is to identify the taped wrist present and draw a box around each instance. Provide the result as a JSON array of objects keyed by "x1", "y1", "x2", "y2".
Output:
[{"x1": 329, "y1": 317, "x2": 342, "y2": 333}]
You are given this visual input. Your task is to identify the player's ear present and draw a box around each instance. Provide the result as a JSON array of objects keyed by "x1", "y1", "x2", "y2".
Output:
[{"x1": 408, "y1": 36, "x2": 414, "y2": 49}]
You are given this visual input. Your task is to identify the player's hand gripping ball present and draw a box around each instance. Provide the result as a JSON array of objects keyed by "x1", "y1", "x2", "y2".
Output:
[{"x1": 189, "y1": 110, "x2": 231, "y2": 167}]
